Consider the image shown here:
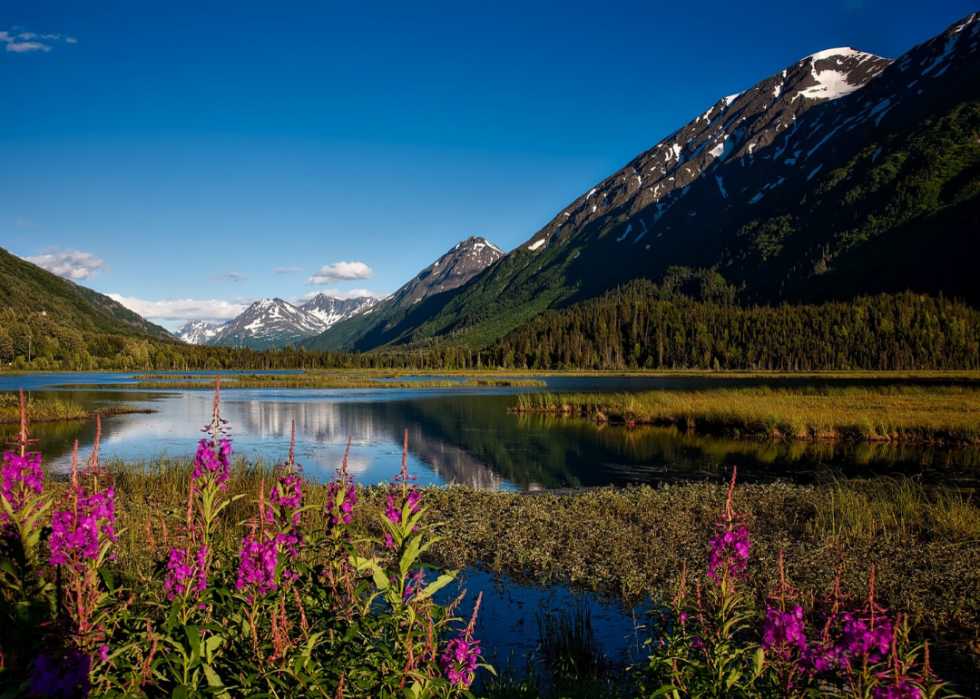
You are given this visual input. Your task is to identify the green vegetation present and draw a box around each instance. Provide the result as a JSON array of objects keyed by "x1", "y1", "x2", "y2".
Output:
[
  {"x1": 79, "y1": 460, "x2": 980, "y2": 690},
  {"x1": 94, "y1": 375, "x2": 546, "y2": 389},
  {"x1": 0, "y1": 392, "x2": 150, "y2": 423},
  {"x1": 489, "y1": 286, "x2": 980, "y2": 371},
  {"x1": 512, "y1": 385, "x2": 980, "y2": 443}
]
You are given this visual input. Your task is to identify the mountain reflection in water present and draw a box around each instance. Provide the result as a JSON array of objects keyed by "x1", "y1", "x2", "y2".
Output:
[{"x1": 1, "y1": 378, "x2": 978, "y2": 490}]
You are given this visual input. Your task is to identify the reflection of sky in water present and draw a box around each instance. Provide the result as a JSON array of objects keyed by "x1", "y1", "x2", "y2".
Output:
[{"x1": 3, "y1": 373, "x2": 979, "y2": 491}]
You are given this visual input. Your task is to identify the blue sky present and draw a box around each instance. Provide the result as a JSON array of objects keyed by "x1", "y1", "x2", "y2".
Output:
[{"x1": 1, "y1": 0, "x2": 974, "y2": 330}]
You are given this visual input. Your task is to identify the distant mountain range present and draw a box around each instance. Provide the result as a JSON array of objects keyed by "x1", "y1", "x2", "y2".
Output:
[
  {"x1": 309, "y1": 12, "x2": 980, "y2": 352},
  {"x1": 303, "y1": 236, "x2": 505, "y2": 351},
  {"x1": 175, "y1": 293, "x2": 378, "y2": 349}
]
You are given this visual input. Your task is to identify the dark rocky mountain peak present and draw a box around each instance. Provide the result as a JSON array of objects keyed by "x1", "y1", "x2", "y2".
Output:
[
  {"x1": 301, "y1": 294, "x2": 378, "y2": 328},
  {"x1": 385, "y1": 236, "x2": 505, "y2": 309}
]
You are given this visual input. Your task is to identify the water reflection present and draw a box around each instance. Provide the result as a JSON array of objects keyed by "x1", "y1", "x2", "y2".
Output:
[{"x1": 0, "y1": 376, "x2": 978, "y2": 490}]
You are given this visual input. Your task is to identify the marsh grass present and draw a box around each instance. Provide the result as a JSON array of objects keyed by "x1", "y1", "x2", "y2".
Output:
[
  {"x1": 97, "y1": 375, "x2": 547, "y2": 389},
  {"x1": 514, "y1": 385, "x2": 980, "y2": 444},
  {"x1": 0, "y1": 393, "x2": 150, "y2": 424},
  {"x1": 43, "y1": 458, "x2": 980, "y2": 682}
]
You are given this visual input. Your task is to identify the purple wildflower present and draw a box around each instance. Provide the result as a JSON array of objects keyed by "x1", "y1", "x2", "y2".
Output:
[
  {"x1": 236, "y1": 534, "x2": 279, "y2": 599},
  {"x1": 439, "y1": 636, "x2": 481, "y2": 688},
  {"x1": 707, "y1": 526, "x2": 749, "y2": 581},
  {"x1": 762, "y1": 604, "x2": 808, "y2": 658},
  {"x1": 326, "y1": 479, "x2": 356, "y2": 527},
  {"x1": 871, "y1": 679, "x2": 922, "y2": 699},
  {"x1": 29, "y1": 650, "x2": 91, "y2": 698},
  {"x1": 1, "y1": 450, "x2": 44, "y2": 538},
  {"x1": 191, "y1": 438, "x2": 231, "y2": 491},
  {"x1": 163, "y1": 546, "x2": 208, "y2": 600},
  {"x1": 49, "y1": 486, "x2": 117, "y2": 571},
  {"x1": 838, "y1": 612, "x2": 892, "y2": 665}
]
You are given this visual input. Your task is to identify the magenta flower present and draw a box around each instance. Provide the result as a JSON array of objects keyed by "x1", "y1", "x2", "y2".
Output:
[
  {"x1": 761, "y1": 604, "x2": 808, "y2": 658},
  {"x1": 236, "y1": 535, "x2": 279, "y2": 600},
  {"x1": 871, "y1": 678, "x2": 922, "y2": 699},
  {"x1": 326, "y1": 479, "x2": 356, "y2": 527},
  {"x1": 268, "y1": 471, "x2": 304, "y2": 524},
  {"x1": 29, "y1": 650, "x2": 92, "y2": 698},
  {"x1": 191, "y1": 438, "x2": 232, "y2": 491},
  {"x1": 0, "y1": 450, "x2": 43, "y2": 536},
  {"x1": 837, "y1": 612, "x2": 892, "y2": 664},
  {"x1": 707, "y1": 526, "x2": 749, "y2": 581},
  {"x1": 439, "y1": 636, "x2": 481, "y2": 688},
  {"x1": 49, "y1": 486, "x2": 117, "y2": 571},
  {"x1": 163, "y1": 546, "x2": 208, "y2": 600}
]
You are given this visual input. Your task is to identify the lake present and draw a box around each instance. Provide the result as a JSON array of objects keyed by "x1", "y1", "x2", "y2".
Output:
[{"x1": 3, "y1": 372, "x2": 978, "y2": 490}]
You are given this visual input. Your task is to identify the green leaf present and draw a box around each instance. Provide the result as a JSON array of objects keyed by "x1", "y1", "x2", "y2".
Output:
[
  {"x1": 185, "y1": 625, "x2": 201, "y2": 662},
  {"x1": 418, "y1": 573, "x2": 455, "y2": 600}
]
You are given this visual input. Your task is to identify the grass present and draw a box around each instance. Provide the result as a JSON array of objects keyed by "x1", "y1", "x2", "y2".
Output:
[
  {"x1": 71, "y1": 374, "x2": 547, "y2": 389},
  {"x1": 52, "y1": 457, "x2": 980, "y2": 684},
  {"x1": 0, "y1": 393, "x2": 152, "y2": 424},
  {"x1": 512, "y1": 385, "x2": 980, "y2": 444}
]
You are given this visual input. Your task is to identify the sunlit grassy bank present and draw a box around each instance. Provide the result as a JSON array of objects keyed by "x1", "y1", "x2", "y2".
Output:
[
  {"x1": 513, "y1": 385, "x2": 980, "y2": 443},
  {"x1": 70, "y1": 374, "x2": 547, "y2": 389},
  {"x1": 0, "y1": 393, "x2": 150, "y2": 424},
  {"x1": 81, "y1": 458, "x2": 980, "y2": 682}
]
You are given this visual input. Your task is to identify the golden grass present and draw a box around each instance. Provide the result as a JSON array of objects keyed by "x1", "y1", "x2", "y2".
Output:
[
  {"x1": 514, "y1": 385, "x2": 980, "y2": 444},
  {"x1": 0, "y1": 393, "x2": 151, "y2": 424}
]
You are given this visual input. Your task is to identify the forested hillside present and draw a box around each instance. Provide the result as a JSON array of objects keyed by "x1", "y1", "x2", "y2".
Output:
[{"x1": 485, "y1": 281, "x2": 980, "y2": 371}]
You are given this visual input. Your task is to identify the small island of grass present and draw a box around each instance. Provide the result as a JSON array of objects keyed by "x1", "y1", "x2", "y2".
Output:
[{"x1": 511, "y1": 385, "x2": 980, "y2": 444}]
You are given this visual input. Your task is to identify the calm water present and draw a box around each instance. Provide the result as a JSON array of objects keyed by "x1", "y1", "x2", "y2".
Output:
[{"x1": 2, "y1": 372, "x2": 978, "y2": 489}]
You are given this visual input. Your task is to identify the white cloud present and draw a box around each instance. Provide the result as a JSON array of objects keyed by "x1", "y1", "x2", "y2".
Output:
[
  {"x1": 213, "y1": 272, "x2": 248, "y2": 283},
  {"x1": 2, "y1": 28, "x2": 76, "y2": 53},
  {"x1": 106, "y1": 294, "x2": 248, "y2": 321},
  {"x1": 24, "y1": 248, "x2": 109, "y2": 280},
  {"x1": 7, "y1": 41, "x2": 51, "y2": 53},
  {"x1": 305, "y1": 261, "x2": 373, "y2": 285},
  {"x1": 291, "y1": 288, "x2": 386, "y2": 304},
  {"x1": 275, "y1": 267, "x2": 300, "y2": 274}
]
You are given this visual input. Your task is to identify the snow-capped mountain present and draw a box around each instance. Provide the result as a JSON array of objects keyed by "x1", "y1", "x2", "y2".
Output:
[
  {"x1": 311, "y1": 12, "x2": 980, "y2": 351},
  {"x1": 208, "y1": 298, "x2": 328, "y2": 349},
  {"x1": 303, "y1": 236, "x2": 506, "y2": 350},
  {"x1": 301, "y1": 294, "x2": 377, "y2": 328},
  {"x1": 386, "y1": 236, "x2": 505, "y2": 310},
  {"x1": 174, "y1": 320, "x2": 226, "y2": 345}
]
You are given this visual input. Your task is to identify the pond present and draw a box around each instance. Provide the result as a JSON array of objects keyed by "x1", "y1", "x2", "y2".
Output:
[{"x1": 2, "y1": 372, "x2": 978, "y2": 489}]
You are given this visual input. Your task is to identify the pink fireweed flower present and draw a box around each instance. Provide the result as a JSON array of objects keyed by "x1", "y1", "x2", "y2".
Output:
[
  {"x1": 439, "y1": 636, "x2": 481, "y2": 688},
  {"x1": 326, "y1": 479, "x2": 356, "y2": 527},
  {"x1": 191, "y1": 438, "x2": 232, "y2": 491},
  {"x1": 0, "y1": 450, "x2": 43, "y2": 535},
  {"x1": 707, "y1": 526, "x2": 749, "y2": 581},
  {"x1": 871, "y1": 679, "x2": 922, "y2": 699},
  {"x1": 837, "y1": 611, "x2": 893, "y2": 665},
  {"x1": 49, "y1": 486, "x2": 117, "y2": 571},
  {"x1": 164, "y1": 546, "x2": 208, "y2": 600},
  {"x1": 707, "y1": 468, "x2": 749, "y2": 582},
  {"x1": 762, "y1": 604, "x2": 808, "y2": 657},
  {"x1": 236, "y1": 534, "x2": 279, "y2": 600}
]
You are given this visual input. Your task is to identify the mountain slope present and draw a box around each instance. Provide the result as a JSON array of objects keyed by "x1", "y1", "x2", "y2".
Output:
[
  {"x1": 208, "y1": 298, "x2": 327, "y2": 349},
  {"x1": 302, "y1": 294, "x2": 377, "y2": 329},
  {"x1": 329, "y1": 13, "x2": 980, "y2": 351},
  {"x1": 0, "y1": 246, "x2": 173, "y2": 339},
  {"x1": 175, "y1": 320, "x2": 226, "y2": 345},
  {"x1": 304, "y1": 237, "x2": 505, "y2": 351}
]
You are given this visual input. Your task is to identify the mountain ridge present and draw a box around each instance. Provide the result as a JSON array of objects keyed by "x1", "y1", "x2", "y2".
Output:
[{"x1": 312, "y1": 12, "x2": 980, "y2": 352}]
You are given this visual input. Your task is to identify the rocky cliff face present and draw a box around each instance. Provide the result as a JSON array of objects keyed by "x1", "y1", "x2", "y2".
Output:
[{"x1": 174, "y1": 320, "x2": 225, "y2": 345}]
